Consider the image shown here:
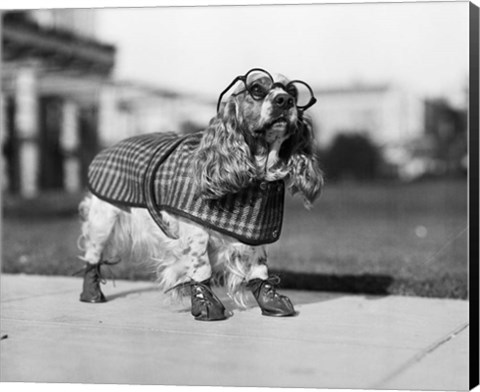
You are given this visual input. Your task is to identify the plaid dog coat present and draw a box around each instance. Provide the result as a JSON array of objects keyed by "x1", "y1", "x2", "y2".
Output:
[{"x1": 88, "y1": 132, "x2": 285, "y2": 245}]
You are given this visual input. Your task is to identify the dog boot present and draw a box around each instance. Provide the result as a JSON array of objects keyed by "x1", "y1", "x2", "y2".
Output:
[
  {"x1": 165, "y1": 279, "x2": 228, "y2": 321},
  {"x1": 190, "y1": 280, "x2": 228, "y2": 321},
  {"x1": 79, "y1": 262, "x2": 107, "y2": 303},
  {"x1": 247, "y1": 276, "x2": 296, "y2": 317}
]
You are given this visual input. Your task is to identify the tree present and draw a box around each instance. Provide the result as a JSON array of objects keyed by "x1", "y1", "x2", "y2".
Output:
[{"x1": 322, "y1": 132, "x2": 383, "y2": 181}]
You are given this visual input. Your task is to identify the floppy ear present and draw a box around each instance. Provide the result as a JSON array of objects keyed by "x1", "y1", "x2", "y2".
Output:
[
  {"x1": 281, "y1": 116, "x2": 324, "y2": 209},
  {"x1": 193, "y1": 99, "x2": 257, "y2": 199}
]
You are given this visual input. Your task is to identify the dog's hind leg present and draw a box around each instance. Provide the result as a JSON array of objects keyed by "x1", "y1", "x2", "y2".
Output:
[{"x1": 78, "y1": 195, "x2": 122, "y2": 303}]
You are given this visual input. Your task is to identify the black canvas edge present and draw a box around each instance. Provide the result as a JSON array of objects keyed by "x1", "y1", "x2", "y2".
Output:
[{"x1": 469, "y1": 1, "x2": 480, "y2": 390}]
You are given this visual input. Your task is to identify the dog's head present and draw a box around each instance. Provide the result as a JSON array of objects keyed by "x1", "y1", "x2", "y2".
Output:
[
  {"x1": 194, "y1": 68, "x2": 324, "y2": 208},
  {"x1": 221, "y1": 70, "x2": 300, "y2": 144}
]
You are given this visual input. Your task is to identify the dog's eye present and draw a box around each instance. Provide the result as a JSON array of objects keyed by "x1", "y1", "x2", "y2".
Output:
[
  {"x1": 249, "y1": 83, "x2": 268, "y2": 98},
  {"x1": 287, "y1": 85, "x2": 298, "y2": 100}
]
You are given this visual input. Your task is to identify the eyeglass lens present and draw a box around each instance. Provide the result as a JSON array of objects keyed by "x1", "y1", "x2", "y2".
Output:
[
  {"x1": 287, "y1": 82, "x2": 314, "y2": 108},
  {"x1": 245, "y1": 70, "x2": 313, "y2": 108},
  {"x1": 245, "y1": 70, "x2": 273, "y2": 99}
]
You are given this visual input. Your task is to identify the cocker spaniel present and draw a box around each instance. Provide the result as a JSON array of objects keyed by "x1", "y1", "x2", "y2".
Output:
[{"x1": 78, "y1": 68, "x2": 323, "y2": 321}]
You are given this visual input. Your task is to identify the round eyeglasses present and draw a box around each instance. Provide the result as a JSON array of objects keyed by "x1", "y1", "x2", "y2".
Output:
[{"x1": 216, "y1": 68, "x2": 317, "y2": 113}]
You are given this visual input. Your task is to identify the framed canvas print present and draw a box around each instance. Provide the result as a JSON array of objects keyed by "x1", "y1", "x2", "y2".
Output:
[{"x1": 1, "y1": 0, "x2": 479, "y2": 391}]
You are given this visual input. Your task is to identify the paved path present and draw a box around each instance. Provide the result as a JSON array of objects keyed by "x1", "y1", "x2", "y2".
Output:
[{"x1": 0, "y1": 274, "x2": 469, "y2": 390}]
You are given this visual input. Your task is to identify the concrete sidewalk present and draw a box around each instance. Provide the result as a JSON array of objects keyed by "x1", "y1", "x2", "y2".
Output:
[{"x1": 0, "y1": 274, "x2": 469, "y2": 390}]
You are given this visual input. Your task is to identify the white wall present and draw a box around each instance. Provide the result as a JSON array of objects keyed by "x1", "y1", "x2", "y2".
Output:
[
  {"x1": 309, "y1": 85, "x2": 424, "y2": 148},
  {"x1": 95, "y1": 84, "x2": 216, "y2": 146}
]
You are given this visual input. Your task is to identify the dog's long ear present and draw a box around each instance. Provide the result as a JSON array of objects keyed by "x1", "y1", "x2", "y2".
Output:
[
  {"x1": 281, "y1": 116, "x2": 324, "y2": 209},
  {"x1": 193, "y1": 99, "x2": 257, "y2": 199}
]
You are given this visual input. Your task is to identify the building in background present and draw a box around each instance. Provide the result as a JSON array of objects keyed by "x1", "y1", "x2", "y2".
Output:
[
  {"x1": 1, "y1": 10, "x2": 467, "y2": 196},
  {"x1": 1, "y1": 10, "x2": 115, "y2": 197},
  {"x1": 309, "y1": 83, "x2": 466, "y2": 179},
  {"x1": 417, "y1": 98, "x2": 467, "y2": 175},
  {"x1": 311, "y1": 84, "x2": 423, "y2": 147},
  {"x1": 97, "y1": 81, "x2": 214, "y2": 146},
  {"x1": 1, "y1": 10, "x2": 215, "y2": 197}
]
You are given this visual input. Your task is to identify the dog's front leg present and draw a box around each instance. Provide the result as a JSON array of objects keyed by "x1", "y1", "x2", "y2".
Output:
[
  {"x1": 169, "y1": 219, "x2": 227, "y2": 321},
  {"x1": 243, "y1": 246, "x2": 296, "y2": 317},
  {"x1": 221, "y1": 244, "x2": 295, "y2": 316}
]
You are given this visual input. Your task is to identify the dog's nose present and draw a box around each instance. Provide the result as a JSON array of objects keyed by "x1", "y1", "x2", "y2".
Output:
[{"x1": 273, "y1": 93, "x2": 294, "y2": 109}]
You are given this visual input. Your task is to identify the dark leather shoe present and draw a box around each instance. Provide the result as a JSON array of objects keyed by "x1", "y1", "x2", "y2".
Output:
[
  {"x1": 190, "y1": 280, "x2": 228, "y2": 321},
  {"x1": 247, "y1": 276, "x2": 296, "y2": 317},
  {"x1": 165, "y1": 279, "x2": 228, "y2": 321},
  {"x1": 79, "y1": 262, "x2": 107, "y2": 303}
]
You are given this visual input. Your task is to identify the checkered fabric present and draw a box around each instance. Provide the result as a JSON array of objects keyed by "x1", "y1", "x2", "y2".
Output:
[{"x1": 88, "y1": 132, "x2": 285, "y2": 245}]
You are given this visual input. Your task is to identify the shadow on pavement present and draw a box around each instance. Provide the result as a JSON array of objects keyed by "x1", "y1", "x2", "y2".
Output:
[
  {"x1": 272, "y1": 269, "x2": 395, "y2": 296},
  {"x1": 102, "y1": 270, "x2": 395, "y2": 307},
  {"x1": 106, "y1": 286, "x2": 159, "y2": 301}
]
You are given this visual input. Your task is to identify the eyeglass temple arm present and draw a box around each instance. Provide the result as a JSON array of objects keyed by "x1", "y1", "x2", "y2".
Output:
[
  {"x1": 302, "y1": 96, "x2": 317, "y2": 112},
  {"x1": 216, "y1": 76, "x2": 243, "y2": 112}
]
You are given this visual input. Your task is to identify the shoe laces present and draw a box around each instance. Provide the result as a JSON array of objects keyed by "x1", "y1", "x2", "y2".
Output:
[
  {"x1": 73, "y1": 260, "x2": 121, "y2": 286},
  {"x1": 263, "y1": 275, "x2": 282, "y2": 298},
  {"x1": 165, "y1": 279, "x2": 222, "y2": 307}
]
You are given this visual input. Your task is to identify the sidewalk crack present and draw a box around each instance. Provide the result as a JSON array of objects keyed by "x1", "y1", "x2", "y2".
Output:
[{"x1": 371, "y1": 321, "x2": 469, "y2": 389}]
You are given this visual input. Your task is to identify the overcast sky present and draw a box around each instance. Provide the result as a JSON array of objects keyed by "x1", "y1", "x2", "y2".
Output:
[{"x1": 96, "y1": 2, "x2": 469, "y2": 100}]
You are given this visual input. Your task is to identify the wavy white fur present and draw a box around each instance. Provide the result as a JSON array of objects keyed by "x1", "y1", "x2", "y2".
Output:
[{"x1": 79, "y1": 194, "x2": 269, "y2": 306}]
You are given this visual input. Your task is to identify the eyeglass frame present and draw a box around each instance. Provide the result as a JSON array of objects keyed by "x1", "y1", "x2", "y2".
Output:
[{"x1": 216, "y1": 68, "x2": 317, "y2": 113}]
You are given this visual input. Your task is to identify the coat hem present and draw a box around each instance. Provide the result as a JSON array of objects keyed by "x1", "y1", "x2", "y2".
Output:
[{"x1": 85, "y1": 185, "x2": 281, "y2": 245}]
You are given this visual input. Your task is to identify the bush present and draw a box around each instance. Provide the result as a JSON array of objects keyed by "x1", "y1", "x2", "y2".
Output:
[{"x1": 321, "y1": 132, "x2": 383, "y2": 181}]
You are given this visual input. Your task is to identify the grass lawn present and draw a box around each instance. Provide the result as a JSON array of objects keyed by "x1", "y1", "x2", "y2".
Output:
[{"x1": 1, "y1": 179, "x2": 468, "y2": 299}]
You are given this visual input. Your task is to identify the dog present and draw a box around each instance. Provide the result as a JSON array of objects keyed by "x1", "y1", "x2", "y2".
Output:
[{"x1": 77, "y1": 68, "x2": 323, "y2": 321}]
